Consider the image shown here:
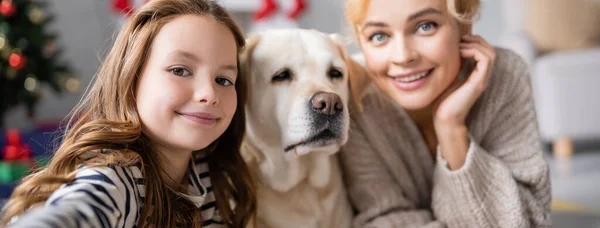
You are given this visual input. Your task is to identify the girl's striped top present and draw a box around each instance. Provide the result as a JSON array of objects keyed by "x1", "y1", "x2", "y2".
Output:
[{"x1": 7, "y1": 156, "x2": 223, "y2": 227}]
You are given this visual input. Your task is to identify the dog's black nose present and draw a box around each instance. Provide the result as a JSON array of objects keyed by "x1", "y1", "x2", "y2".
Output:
[{"x1": 311, "y1": 92, "x2": 343, "y2": 116}]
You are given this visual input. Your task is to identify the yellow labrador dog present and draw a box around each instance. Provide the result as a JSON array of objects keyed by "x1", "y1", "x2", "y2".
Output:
[{"x1": 240, "y1": 29, "x2": 370, "y2": 228}]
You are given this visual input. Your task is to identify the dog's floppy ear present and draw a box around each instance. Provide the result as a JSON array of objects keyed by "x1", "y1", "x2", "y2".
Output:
[
  {"x1": 347, "y1": 53, "x2": 371, "y2": 112},
  {"x1": 240, "y1": 34, "x2": 261, "y2": 74},
  {"x1": 239, "y1": 34, "x2": 263, "y2": 163},
  {"x1": 239, "y1": 34, "x2": 261, "y2": 106},
  {"x1": 241, "y1": 139, "x2": 262, "y2": 164},
  {"x1": 328, "y1": 33, "x2": 351, "y2": 58},
  {"x1": 328, "y1": 33, "x2": 371, "y2": 111}
]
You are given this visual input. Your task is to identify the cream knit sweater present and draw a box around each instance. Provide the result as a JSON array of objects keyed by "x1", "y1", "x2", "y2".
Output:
[{"x1": 340, "y1": 48, "x2": 551, "y2": 228}]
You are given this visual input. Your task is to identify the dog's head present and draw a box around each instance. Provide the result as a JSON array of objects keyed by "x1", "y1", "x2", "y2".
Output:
[{"x1": 241, "y1": 29, "x2": 370, "y2": 160}]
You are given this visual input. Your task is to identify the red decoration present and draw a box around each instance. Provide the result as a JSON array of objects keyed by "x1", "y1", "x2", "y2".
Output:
[
  {"x1": 6, "y1": 129, "x2": 20, "y2": 146},
  {"x1": 2, "y1": 129, "x2": 31, "y2": 160},
  {"x1": 255, "y1": 0, "x2": 278, "y2": 21},
  {"x1": 112, "y1": 0, "x2": 133, "y2": 16},
  {"x1": 9, "y1": 53, "x2": 26, "y2": 69},
  {"x1": 0, "y1": 0, "x2": 16, "y2": 17},
  {"x1": 3, "y1": 146, "x2": 19, "y2": 160},
  {"x1": 111, "y1": 0, "x2": 149, "y2": 17},
  {"x1": 287, "y1": 0, "x2": 306, "y2": 20}
]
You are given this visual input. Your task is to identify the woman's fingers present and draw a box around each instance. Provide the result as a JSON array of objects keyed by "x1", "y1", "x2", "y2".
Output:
[{"x1": 459, "y1": 43, "x2": 494, "y2": 94}]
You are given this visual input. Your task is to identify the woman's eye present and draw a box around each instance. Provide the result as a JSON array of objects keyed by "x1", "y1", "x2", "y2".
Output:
[
  {"x1": 369, "y1": 33, "x2": 389, "y2": 45},
  {"x1": 216, "y1": 77, "x2": 234, "y2": 86},
  {"x1": 170, "y1": 67, "x2": 191, "y2": 76},
  {"x1": 416, "y1": 22, "x2": 438, "y2": 35}
]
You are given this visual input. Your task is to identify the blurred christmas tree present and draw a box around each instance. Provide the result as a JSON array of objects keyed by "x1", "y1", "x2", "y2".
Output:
[{"x1": 0, "y1": 0, "x2": 78, "y2": 128}]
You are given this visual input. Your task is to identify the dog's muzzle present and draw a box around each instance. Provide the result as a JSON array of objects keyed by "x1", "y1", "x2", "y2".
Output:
[{"x1": 283, "y1": 92, "x2": 345, "y2": 153}]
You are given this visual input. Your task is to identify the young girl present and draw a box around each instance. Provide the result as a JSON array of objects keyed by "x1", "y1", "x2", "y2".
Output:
[
  {"x1": 341, "y1": 0, "x2": 551, "y2": 227},
  {"x1": 1, "y1": 0, "x2": 255, "y2": 227}
]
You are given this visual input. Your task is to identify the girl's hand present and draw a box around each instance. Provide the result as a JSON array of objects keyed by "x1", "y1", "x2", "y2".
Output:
[{"x1": 433, "y1": 35, "x2": 496, "y2": 170}]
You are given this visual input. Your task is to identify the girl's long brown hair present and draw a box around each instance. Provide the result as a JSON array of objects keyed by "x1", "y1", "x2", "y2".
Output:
[{"x1": 1, "y1": 0, "x2": 255, "y2": 227}]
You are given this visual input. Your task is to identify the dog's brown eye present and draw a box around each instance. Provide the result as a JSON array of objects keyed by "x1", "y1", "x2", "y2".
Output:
[
  {"x1": 272, "y1": 69, "x2": 292, "y2": 82},
  {"x1": 328, "y1": 69, "x2": 343, "y2": 79}
]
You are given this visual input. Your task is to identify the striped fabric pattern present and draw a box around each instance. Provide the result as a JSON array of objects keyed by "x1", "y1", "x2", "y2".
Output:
[{"x1": 8, "y1": 156, "x2": 224, "y2": 228}]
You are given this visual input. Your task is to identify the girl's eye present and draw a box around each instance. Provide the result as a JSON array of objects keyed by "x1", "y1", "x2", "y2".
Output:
[
  {"x1": 216, "y1": 77, "x2": 234, "y2": 86},
  {"x1": 170, "y1": 67, "x2": 191, "y2": 76},
  {"x1": 416, "y1": 22, "x2": 438, "y2": 35},
  {"x1": 368, "y1": 33, "x2": 389, "y2": 45}
]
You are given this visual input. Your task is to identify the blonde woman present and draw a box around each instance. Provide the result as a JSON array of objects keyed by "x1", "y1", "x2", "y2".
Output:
[
  {"x1": 1, "y1": 0, "x2": 255, "y2": 227},
  {"x1": 341, "y1": 0, "x2": 551, "y2": 227}
]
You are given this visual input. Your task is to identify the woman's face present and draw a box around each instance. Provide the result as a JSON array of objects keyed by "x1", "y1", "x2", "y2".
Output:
[{"x1": 357, "y1": 0, "x2": 463, "y2": 110}]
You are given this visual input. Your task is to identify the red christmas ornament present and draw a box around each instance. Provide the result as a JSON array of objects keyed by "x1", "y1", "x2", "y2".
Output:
[
  {"x1": 112, "y1": 0, "x2": 133, "y2": 16},
  {"x1": 287, "y1": 0, "x2": 306, "y2": 20},
  {"x1": 2, "y1": 145, "x2": 31, "y2": 160},
  {"x1": 3, "y1": 145, "x2": 18, "y2": 160},
  {"x1": 6, "y1": 128, "x2": 20, "y2": 146},
  {"x1": 0, "y1": 0, "x2": 16, "y2": 17},
  {"x1": 9, "y1": 53, "x2": 26, "y2": 69},
  {"x1": 2, "y1": 129, "x2": 31, "y2": 160},
  {"x1": 255, "y1": 0, "x2": 278, "y2": 21},
  {"x1": 111, "y1": 0, "x2": 148, "y2": 17}
]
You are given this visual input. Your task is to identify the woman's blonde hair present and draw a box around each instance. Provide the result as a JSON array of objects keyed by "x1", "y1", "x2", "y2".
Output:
[
  {"x1": 1, "y1": 0, "x2": 255, "y2": 227},
  {"x1": 346, "y1": 0, "x2": 480, "y2": 35}
]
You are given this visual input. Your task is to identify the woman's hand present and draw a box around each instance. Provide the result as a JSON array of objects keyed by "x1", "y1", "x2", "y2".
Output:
[{"x1": 433, "y1": 35, "x2": 496, "y2": 170}]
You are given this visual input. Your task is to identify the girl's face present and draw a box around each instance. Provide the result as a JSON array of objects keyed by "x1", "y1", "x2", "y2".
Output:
[
  {"x1": 357, "y1": 0, "x2": 463, "y2": 110},
  {"x1": 136, "y1": 15, "x2": 238, "y2": 154}
]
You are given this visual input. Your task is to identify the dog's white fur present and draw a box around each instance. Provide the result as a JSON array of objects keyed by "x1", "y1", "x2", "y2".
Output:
[{"x1": 240, "y1": 29, "x2": 370, "y2": 228}]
